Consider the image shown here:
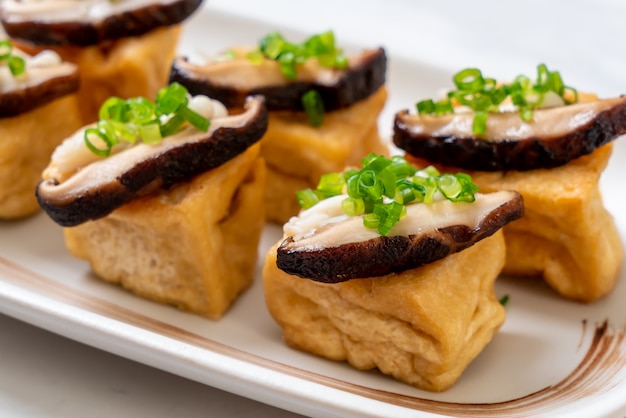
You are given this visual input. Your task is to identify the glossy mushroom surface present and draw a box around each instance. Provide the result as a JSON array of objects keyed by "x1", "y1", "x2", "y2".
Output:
[
  {"x1": 37, "y1": 95, "x2": 267, "y2": 227},
  {"x1": 393, "y1": 96, "x2": 626, "y2": 171},
  {"x1": 169, "y1": 47, "x2": 386, "y2": 111},
  {"x1": 276, "y1": 190, "x2": 524, "y2": 283},
  {"x1": 0, "y1": 0, "x2": 203, "y2": 46}
]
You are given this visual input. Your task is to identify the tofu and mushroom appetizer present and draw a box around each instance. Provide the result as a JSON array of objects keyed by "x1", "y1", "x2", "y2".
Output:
[
  {"x1": 393, "y1": 64, "x2": 625, "y2": 302},
  {"x1": 0, "y1": 0, "x2": 204, "y2": 123},
  {"x1": 0, "y1": 39, "x2": 81, "y2": 219},
  {"x1": 263, "y1": 153, "x2": 523, "y2": 391},
  {"x1": 170, "y1": 30, "x2": 389, "y2": 224},
  {"x1": 37, "y1": 84, "x2": 270, "y2": 319}
]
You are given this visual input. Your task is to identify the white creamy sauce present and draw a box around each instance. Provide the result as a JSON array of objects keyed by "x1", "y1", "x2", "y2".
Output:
[
  {"x1": 284, "y1": 191, "x2": 515, "y2": 250},
  {"x1": 0, "y1": 46, "x2": 76, "y2": 94},
  {"x1": 1, "y1": 0, "x2": 177, "y2": 23}
]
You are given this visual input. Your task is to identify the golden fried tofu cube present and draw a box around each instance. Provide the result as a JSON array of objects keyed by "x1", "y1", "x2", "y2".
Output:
[
  {"x1": 470, "y1": 143, "x2": 623, "y2": 302},
  {"x1": 64, "y1": 144, "x2": 266, "y2": 319},
  {"x1": 18, "y1": 26, "x2": 181, "y2": 124},
  {"x1": 0, "y1": 95, "x2": 81, "y2": 219},
  {"x1": 262, "y1": 87, "x2": 389, "y2": 224},
  {"x1": 263, "y1": 231, "x2": 507, "y2": 392}
]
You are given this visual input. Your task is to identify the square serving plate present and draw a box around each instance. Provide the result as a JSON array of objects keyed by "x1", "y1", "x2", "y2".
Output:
[{"x1": 1, "y1": 1, "x2": 626, "y2": 417}]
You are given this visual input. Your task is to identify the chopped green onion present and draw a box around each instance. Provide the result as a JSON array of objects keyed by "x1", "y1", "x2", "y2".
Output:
[
  {"x1": 472, "y1": 110, "x2": 488, "y2": 135},
  {"x1": 7, "y1": 55, "x2": 25, "y2": 76},
  {"x1": 499, "y1": 294, "x2": 510, "y2": 306},
  {"x1": 317, "y1": 172, "x2": 344, "y2": 198},
  {"x1": 99, "y1": 97, "x2": 129, "y2": 121},
  {"x1": 438, "y1": 174, "x2": 461, "y2": 199},
  {"x1": 296, "y1": 188, "x2": 321, "y2": 209},
  {"x1": 519, "y1": 107, "x2": 534, "y2": 122},
  {"x1": 0, "y1": 40, "x2": 11, "y2": 60},
  {"x1": 563, "y1": 86, "x2": 579, "y2": 105},
  {"x1": 180, "y1": 105, "x2": 210, "y2": 132},
  {"x1": 128, "y1": 97, "x2": 156, "y2": 124},
  {"x1": 279, "y1": 51, "x2": 297, "y2": 79},
  {"x1": 342, "y1": 197, "x2": 365, "y2": 216},
  {"x1": 156, "y1": 82, "x2": 188, "y2": 115},
  {"x1": 84, "y1": 82, "x2": 211, "y2": 157},
  {"x1": 454, "y1": 67, "x2": 484, "y2": 91},
  {"x1": 246, "y1": 50, "x2": 264, "y2": 65},
  {"x1": 259, "y1": 32, "x2": 285, "y2": 59},
  {"x1": 301, "y1": 89, "x2": 325, "y2": 127},
  {"x1": 250, "y1": 30, "x2": 348, "y2": 79},
  {"x1": 110, "y1": 120, "x2": 138, "y2": 143},
  {"x1": 304, "y1": 31, "x2": 336, "y2": 56},
  {"x1": 160, "y1": 113, "x2": 186, "y2": 137},
  {"x1": 0, "y1": 40, "x2": 26, "y2": 77},
  {"x1": 415, "y1": 63, "x2": 579, "y2": 135},
  {"x1": 295, "y1": 153, "x2": 480, "y2": 236},
  {"x1": 420, "y1": 176, "x2": 438, "y2": 204},
  {"x1": 362, "y1": 213, "x2": 380, "y2": 230},
  {"x1": 139, "y1": 123, "x2": 162, "y2": 145},
  {"x1": 448, "y1": 173, "x2": 479, "y2": 202},
  {"x1": 84, "y1": 128, "x2": 114, "y2": 157},
  {"x1": 416, "y1": 99, "x2": 435, "y2": 114}
]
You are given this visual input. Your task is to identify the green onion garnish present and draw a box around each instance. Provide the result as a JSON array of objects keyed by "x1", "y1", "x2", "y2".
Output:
[
  {"x1": 8, "y1": 55, "x2": 25, "y2": 76},
  {"x1": 0, "y1": 40, "x2": 26, "y2": 77},
  {"x1": 416, "y1": 63, "x2": 579, "y2": 135},
  {"x1": 249, "y1": 30, "x2": 348, "y2": 79},
  {"x1": 84, "y1": 82, "x2": 211, "y2": 157},
  {"x1": 296, "y1": 153, "x2": 479, "y2": 236},
  {"x1": 301, "y1": 89, "x2": 325, "y2": 126},
  {"x1": 0, "y1": 40, "x2": 11, "y2": 60},
  {"x1": 499, "y1": 294, "x2": 510, "y2": 306}
]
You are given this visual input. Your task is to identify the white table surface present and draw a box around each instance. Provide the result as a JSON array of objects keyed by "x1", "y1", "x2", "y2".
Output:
[
  {"x1": 2, "y1": 1, "x2": 626, "y2": 417},
  {"x1": 0, "y1": 313, "x2": 302, "y2": 418}
]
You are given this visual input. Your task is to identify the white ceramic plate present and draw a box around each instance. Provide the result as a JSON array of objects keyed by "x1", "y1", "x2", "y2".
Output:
[{"x1": 2, "y1": 1, "x2": 626, "y2": 417}]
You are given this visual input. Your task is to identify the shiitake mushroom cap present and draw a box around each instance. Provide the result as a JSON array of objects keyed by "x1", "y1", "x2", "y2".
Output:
[
  {"x1": 1, "y1": 0, "x2": 203, "y2": 47},
  {"x1": 169, "y1": 48, "x2": 386, "y2": 112},
  {"x1": 276, "y1": 190, "x2": 524, "y2": 283},
  {"x1": 393, "y1": 96, "x2": 626, "y2": 171},
  {"x1": 36, "y1": 95, "x2": 267, "y2": 227}
]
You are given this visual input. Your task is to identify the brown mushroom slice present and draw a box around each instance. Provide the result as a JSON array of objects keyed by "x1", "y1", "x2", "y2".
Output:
[
  {"x1": 393, "y1": 96, "x2": 626, "y2": 171},
  {"x1": 0, "y1": 50, "x2": 78, "y2": 117},
  {"x1": 169, "y1": 47, "x2": 386, "y2": 111},
  {"x1": 276, "y1": 190, "x2": 524, "y2": 283},
  {"x1": 36, "y1": 95, "x2": 267, "y2": 227},
  {"x1": 0, "y1": 0, "x2": 203, "y2": 47}
]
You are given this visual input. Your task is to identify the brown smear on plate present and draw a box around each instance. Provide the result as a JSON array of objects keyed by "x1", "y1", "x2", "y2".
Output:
[{"x1": 1, "y1": 256, "x2": 625, "y2": 417}]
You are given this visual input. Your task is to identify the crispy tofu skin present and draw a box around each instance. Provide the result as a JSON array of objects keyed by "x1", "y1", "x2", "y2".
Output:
[
  {"x1": 16, "y1": 26, "x2": 181, "y2": 124},
  {"x1": 0, "y1": 94, "x2": 81, "y2": 219},
  {"x1": 409, "y1": 143, "x2": 623, "y2": 302},
  {"x1": 262, "y1": 87, "x2": 389, "y2": 224},
  {"x1": 263, "y1": 231, "x2": 506, "y2": 392},
  {"x1": 467, "y1": 144, "x2": 623, "y2": 302},
  {"x1": 64, "y1": 144, "x2": 266, "y2": 319}
]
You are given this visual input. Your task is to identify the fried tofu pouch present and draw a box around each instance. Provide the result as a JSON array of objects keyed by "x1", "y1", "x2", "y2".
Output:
[
  {"x1": 64, "y1": 143, "x2": 266, "y2": 319},
  {"x1": 465, "y1": 144, "x2": 622, "y2": 302},
  {"x1": 263, "y1": 230, "x2": 507, "y2": 392},
  {"x1": 16, "y1": 26, "x2": 181, "y2": 124},
  {"x1": 263, "y1": 87, "x2": 388, "y2": 224},
  {"x1": 0, "y1": 95, "x2": 81, "y2": 219}
]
